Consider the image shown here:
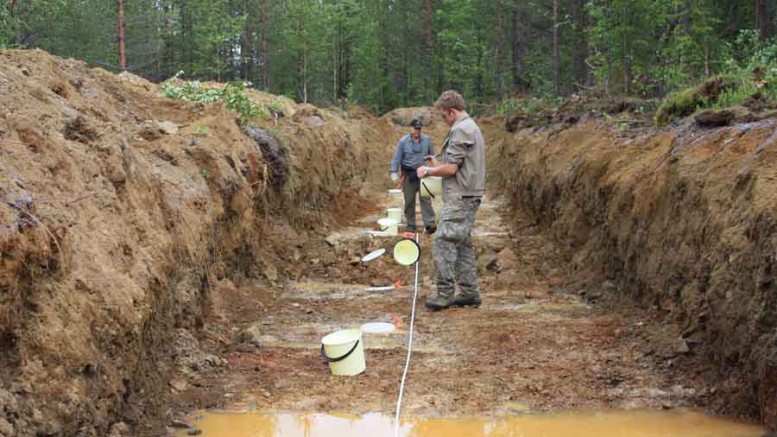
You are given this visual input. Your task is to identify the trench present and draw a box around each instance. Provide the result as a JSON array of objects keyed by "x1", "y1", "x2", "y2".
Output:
[{"x1": 169, "y1": 186, "x2": 765, "y2": 437}]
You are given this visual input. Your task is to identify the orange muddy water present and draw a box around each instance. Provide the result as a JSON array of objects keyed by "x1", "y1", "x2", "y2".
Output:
[{"x1": 176, "y1": 409, "x2": 763, "y2": 437}]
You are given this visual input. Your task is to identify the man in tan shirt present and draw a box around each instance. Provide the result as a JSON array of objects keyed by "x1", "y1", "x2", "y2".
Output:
[{"x1": 417, "y1": 90, "x2": 486, "y2": 310}]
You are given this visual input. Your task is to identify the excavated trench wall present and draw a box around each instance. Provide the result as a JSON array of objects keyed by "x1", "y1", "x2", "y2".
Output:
[
  {"x1": 488, "y1": 117, "x2": 777, "y2": 429},
  {"x1": 0, "y1": 50, "x2": 393, "y2": 436}
]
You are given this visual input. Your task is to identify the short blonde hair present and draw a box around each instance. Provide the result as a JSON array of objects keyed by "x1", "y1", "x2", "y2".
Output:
[{"x1": 434, "y1": 90, "x2": 466, "y2": 111}]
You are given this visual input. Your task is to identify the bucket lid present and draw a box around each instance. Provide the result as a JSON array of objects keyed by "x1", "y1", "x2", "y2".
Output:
[
  {"x1": 361, "y1": 322, "x2": 395, "y2": 334},
  {"x1": 361, "y1": 248, "x2": 386, "y2": 263}
]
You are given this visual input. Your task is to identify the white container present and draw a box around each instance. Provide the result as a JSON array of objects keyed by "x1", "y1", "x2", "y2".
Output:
[
  {"x1": 419, "y1": 177, "x2": 443, "y2": 198},
  {"x1": 388, "y1": 189, "x2": 402, "y2": 198},
  {"x1": 321, "y1": 329, "x2": 366, "y2": 376},
  {"x1": 387, "y1": 208, "x2": 402, "y2": 223},
  {"x1": 377, "y1": 217, "x2": 399, "y2": 235}
]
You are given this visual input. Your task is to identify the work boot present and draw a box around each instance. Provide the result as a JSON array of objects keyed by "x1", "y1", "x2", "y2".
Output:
[
  {"x1": 425, "y1": 294, "x2": 455, "y2": 311},
  {"x1": 453, "y1": 294, "x2": 481, "y2": 307},
  {"x1": 425, "y1": 225, "x2": 437, "y2": 234}
]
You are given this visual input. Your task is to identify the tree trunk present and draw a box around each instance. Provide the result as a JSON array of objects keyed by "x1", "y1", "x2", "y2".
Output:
[
  {"x1": 242, "y1": 11, "x2": 254, "y2": 82},
  {"x1": 570, "y1": 0, "x2": 588, "y2": 91},
  {"x1": 552, "y1": 0, "x2": 560, "y2": 95},
  {"x1": 756, "y1": 0, "x2": 773, "y2": 41},
  {"x1": 510, "y1": 6, "x2": 526, "y2": 92},
  {"x1": 260, "y1": 0, "x2": 270, "y2": 89},
  {"x1": 495, "y1": 0, "x2": 506, "y2": 99},
  {"x1": 117, "y1": 0, "x2": 126, "y2": 71},
  {"x1": 422, "y1": 0, "x2": 434, "y2": 100},
  {"x1": 623, "y1": 7, "x2": 632, "y2": 95}
]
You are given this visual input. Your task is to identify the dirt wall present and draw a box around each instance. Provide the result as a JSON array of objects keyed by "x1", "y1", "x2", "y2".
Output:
[
  {"x1": 488, "y1": 116, "x2": 777, "y2": 429},
  {"x1": 0, "y1": 50, "x2": 395, "y2": 436}
]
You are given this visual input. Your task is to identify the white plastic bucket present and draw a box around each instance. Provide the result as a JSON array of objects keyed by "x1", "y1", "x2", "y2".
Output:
[
  {"x1": 378, "y1": 217, "x2": 399, "y2": 235},
  {"x1": 388, "y1": 189, "x2": 402, "y2": 198},
  {"x1": 420, "y1": 177, "x2": 442, "y2": 198},
  {"x1": 321, "y1": 329, "x2": 365, "y2": 376},
  {"x1": 387, "y1": 208, "x2": 402, "y2": 223}
]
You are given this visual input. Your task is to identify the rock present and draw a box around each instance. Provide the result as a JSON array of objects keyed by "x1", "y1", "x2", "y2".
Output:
[
  {"x1": 262, "y1": 264, "x2": 278, "y2": 282},
  {"x1": 324, "y1": 234, "x2": 340, "y2": 247},
  {"x1": 107, "y1": 422, "x2": 131, "y2": 437},
  {"x1": 495, "y1": 248, "x2": 518, "y2": 272},
  {"x1": 169, "y1": 378, "x2": 189, "y2": 392},
  {"x1": 675, "y1": 339, "x2": 690, "y2": 354},
  {"x1": 187, "y1": 429, "x2": 203, "y2": 436},
  {"x1": 478, "y1": 253, "x2": 498, "y2": 272},
  {"x1": 292, "y1": 247, "x2": 303, "y2": 262},
  {"x1": 158, "y1": 121, "x2": 179, "y2": 135},
  {"x1": 0, "y1": 417, "x2": 14, "y2": 436},
  {"x1": 139, "y1": 120, "x2": 178, "y2": 141},
  {"x1": 170, "y1": 420, "x2": 191, "y2": 429},
  {"x1": 237, "y1": 323, "x2": 263, "y2": 349}
]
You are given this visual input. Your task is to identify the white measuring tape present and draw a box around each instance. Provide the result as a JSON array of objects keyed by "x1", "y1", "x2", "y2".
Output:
[{"x1": 393, "y1": 233, "x2": 421, "y2": 437}]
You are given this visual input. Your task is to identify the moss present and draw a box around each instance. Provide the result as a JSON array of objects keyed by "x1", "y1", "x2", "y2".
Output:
[{"x1": 655, "y1": 76, "x2": 741, "y2": 126}]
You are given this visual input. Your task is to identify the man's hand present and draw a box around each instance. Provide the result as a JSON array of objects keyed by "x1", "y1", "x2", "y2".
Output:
[
  {"x1": 390, "y1": 172, "x2": 399, "y2": 183},
  {"x1": 424, "y1": 155, "x2": 441, "y2": 167},
  {"x1": 416, "y1": 166, "x2": 429, "y2": 179}
]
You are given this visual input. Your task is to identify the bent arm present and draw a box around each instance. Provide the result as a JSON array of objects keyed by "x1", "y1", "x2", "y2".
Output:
[{"x1": 389, "y1": 139, "x2": 404, "y2": 173}]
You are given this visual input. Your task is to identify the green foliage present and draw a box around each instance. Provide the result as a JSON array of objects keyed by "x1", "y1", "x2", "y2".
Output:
[
  {"x1": 160, "y1": 73, "x2": 267, "y2": 124},
  {"x1": 221, "y1": 82, "x2": 267, "y2": 122},
  {"x1": 7, "y1": 0, "x2": 775, "y2": 112},
  {"x1": 656, "y1": 29, "x2": 777, "y2": 125},
  {"x1": 159, "y1": 72, "x2": 222, "y2": 103},
  {"x1": 498, "y1": 97, "x2": 556, "y2": 115}
]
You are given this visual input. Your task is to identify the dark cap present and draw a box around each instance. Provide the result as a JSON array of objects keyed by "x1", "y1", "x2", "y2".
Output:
[{"x1": 410, "y1": 119, "x2": 423, "y2": 129}]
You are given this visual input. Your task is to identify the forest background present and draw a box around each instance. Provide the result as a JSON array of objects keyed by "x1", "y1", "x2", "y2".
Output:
[{"x1": 2, "y1": 0, "x2": 777, "y2": 115}]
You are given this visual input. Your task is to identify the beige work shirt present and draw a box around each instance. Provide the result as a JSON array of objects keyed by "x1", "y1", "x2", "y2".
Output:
[{"x1": 438, "y1": 115, "x2": 486, "y2": 200}]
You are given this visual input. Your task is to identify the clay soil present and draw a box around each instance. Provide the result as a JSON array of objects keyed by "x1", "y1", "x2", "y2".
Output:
[{"x1": 171, "y1": 195, "x2": 732, "y2": 432}]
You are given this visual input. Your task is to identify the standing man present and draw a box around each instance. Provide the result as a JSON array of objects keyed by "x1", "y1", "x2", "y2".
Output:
[
  {"x1": 389, "y1": 119, "x2": 437, "y2": 234},
  {"x1": 417, "y1": 90, "x2": 486, "y2": 311}
]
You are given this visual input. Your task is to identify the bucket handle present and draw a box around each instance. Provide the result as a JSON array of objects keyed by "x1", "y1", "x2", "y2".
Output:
[
  {"x1": 321, "y1": 340, "x2": 361, "y2": 363},
  {"x1": 421, "y1": 181, "x2": 436, "y2": 199}
]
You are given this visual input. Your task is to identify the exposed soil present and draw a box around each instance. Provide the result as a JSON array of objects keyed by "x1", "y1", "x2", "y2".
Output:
[{"x1": 169, "y1": 196, "x2": 734, "y2": 435}]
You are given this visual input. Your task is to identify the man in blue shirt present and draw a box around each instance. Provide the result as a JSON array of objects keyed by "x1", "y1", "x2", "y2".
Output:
[{"x1": 389, "y1": 119, "x2": 437, "y2": 234}]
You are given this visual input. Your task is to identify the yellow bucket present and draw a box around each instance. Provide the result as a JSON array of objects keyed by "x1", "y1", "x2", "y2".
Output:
[
  {"x1": 393, "y1": 239, "x2": 420, "y2": 265},
  {"x1": 420, "y1": 177, "x2": 442, "y2": 198},
  {"x1": 321, "y1": 329, "x2": 365, "y2": 376},
  {"x1": 387, "y1": 208, "x2": 402, "y2": 223}
]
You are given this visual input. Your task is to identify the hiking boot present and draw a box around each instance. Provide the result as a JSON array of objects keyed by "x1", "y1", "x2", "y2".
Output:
[
  {"x1": 453, "y1": 294, "x2": 481, "y2": 307},
  {"x1": 425, "y1": 225, "x2": 437, "y2": 234},
  {"x1": 425, "y1": 295, "x2": 455, "y2": 311}
]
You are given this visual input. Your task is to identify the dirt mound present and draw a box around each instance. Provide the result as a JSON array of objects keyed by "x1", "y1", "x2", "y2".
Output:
[
  {"x1": 489, "y1": 114, "x2": 777, "y2": 430},
  {"x1": 0, "y1": 49, "x2": 394, "y2": 436}
]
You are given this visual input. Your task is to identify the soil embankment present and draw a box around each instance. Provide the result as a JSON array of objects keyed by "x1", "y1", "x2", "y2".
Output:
[
  {"x1": 0, "y1": 49, "x2": 396, "y2": 436},
  {"x1": 489, "y1": 116, "x2": 777, "y2": 429}
]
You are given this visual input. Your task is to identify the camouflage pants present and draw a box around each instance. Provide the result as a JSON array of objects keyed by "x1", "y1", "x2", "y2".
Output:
[{"x1": 432, "y1": 197, "x2": 481, "y2": 299}]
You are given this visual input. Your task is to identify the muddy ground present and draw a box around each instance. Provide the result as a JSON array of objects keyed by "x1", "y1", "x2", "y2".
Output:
[{"x1": 169, "y1": 194, "x2": 739, "y2": 434}]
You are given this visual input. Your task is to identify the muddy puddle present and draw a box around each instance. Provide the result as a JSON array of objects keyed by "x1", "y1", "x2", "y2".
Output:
[{"x1": 176, "y1": 409, "x2": 763, "y2": 437}]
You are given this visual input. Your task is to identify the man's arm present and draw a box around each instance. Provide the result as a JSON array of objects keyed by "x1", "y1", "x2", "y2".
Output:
[
  {"x1": 389, "y1": 137, "x2": 405, "y2": 173},
  {"x1": 418, "y1": 129, "x2": 471, "y2": 178}
]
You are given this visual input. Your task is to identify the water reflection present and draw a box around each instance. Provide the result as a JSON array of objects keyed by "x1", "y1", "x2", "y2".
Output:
[{"x1": 177, "y1": 409, "x2": 764, "y2": 437}]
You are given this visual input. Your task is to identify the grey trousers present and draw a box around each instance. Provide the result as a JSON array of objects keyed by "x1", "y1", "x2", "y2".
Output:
[{"x1": 402, "y1": 176, "x2": 436, "y2": 231}]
